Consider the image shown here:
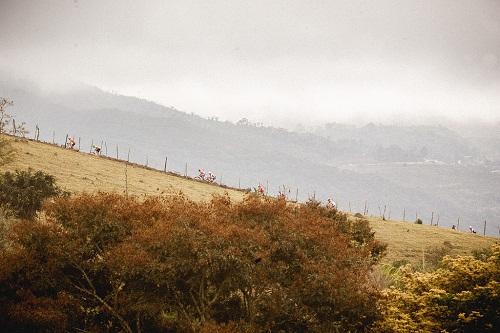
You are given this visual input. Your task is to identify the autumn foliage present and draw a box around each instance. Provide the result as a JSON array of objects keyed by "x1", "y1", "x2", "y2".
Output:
[{"x1": 0, "y1": 192, "x2": 386, "y2": 332}]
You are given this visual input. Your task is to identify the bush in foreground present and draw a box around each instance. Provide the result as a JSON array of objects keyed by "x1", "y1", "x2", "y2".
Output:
[
  {"x1": 0, "y1": 169, "x2": 60, "y2": 219},
  {"x1": 374, "y1": 244, "x2": 500, "y2": 333},
  {"x1": 0, "y1": 193, "x2": 386, "y2": 332}
]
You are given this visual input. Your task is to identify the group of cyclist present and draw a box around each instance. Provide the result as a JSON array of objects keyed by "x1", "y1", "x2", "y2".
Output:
[
  {"x1": 197, "y1": 169, "x2": 216, "y2": 183},
  {"x1": 66, "y1": 137, "x2": 102, "y2": 155},
  {"x1": 66, "y1": 137, "x2": 339, "y2": 209}
]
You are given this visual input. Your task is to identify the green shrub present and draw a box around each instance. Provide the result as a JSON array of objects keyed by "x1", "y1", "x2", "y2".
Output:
[
  {"x1": 414, "y1": 218, "x2": 423, "y2": 224},
  {"x1": 0, "y1": 169, "x2": 60, "y2": 219}
]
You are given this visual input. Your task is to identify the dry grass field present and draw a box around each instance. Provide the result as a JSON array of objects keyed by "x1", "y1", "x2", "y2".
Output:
[
  {"x1": 360, "y1": 215, "x2": 497, "y2": 264},
  {"x1": 1, "y1": 135, "x2": 497, "y2": 264},
  {"x1": 0, "y1": 135, "x2": 246, "y2": 202}
]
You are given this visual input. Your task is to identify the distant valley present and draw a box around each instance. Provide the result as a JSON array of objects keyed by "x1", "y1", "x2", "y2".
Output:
[{"x1": 1, "y1": 75, "x2": 499, "y2": 235}]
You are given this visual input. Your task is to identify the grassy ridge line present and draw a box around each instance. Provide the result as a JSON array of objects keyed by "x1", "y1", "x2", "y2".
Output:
[
  {"x1": 1, "y1": 134, "x2": 497, "y2": 264},
  {"x1": 0, "y1": 134, "x2": 247, "y2": 202},
  {"x1": 358, "y1": 215, "x2": 497, "y2": 264}
]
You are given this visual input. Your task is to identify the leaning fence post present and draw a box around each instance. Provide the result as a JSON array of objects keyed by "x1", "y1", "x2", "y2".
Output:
[{"x1": 12, "y1": 119, "x2": 16, "y2": 136}]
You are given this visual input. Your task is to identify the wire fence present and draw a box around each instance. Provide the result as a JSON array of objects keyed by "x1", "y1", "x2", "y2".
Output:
[{"x1": 3, "y1": 123, "x2": 499, "y2": 238}]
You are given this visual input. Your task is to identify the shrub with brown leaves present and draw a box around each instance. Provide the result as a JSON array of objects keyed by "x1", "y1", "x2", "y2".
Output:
[{"x1": 0, "y1": 192, "x2": 385, "y2": 332}]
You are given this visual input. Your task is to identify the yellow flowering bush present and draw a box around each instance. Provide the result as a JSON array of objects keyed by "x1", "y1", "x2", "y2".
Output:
[{"x1": 374, "y1": 244, "x2": 500, "y2": 332}]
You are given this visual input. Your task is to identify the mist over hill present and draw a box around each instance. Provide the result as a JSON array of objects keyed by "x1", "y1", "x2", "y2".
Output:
[{"x1": 1, "y1": 77, "x2": 499, "y2": 235}]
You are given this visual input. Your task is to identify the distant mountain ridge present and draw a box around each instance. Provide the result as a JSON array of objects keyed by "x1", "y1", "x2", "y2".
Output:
[{"x1": 1, "y1": 76, "x2": 499, "y2": 235}]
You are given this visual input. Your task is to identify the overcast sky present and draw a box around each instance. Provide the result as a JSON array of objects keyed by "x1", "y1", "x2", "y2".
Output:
[{"x1": 1, "y1": 0, "x2": 499, "y2": 127}]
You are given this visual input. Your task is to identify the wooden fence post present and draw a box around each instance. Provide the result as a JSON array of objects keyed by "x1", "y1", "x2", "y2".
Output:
[
  {"x1": 116, "y1": 145, "x2": 119, "y2": 159},
  {"x1": 52, "y1": 131, "x2": 55, "y2": 144},
  {"x1": 78, "y1": 137, "x2": 81, "y2": 150},
  {"x1": 64, "y1": 134, "x2": 68, "y2": 148},
  {"x1": 127, "y1": 148, "x2": 130, "y2": 162},
  {"x1": 184, "y1": 163, "x2": 187, "y2": 177},
  {"x1": 124, "y1": 164, "x2": 128, "y2": 197},
  {"x1": 430, "y1": 212, "x2": 434, "y2": 226},
  {"x1": 104, "y1": 142, "x2": 108, "y2": 156},
  {"x1": 403, "y1": 208, "x2": 406, "y2": 221},
  {"x1": 483, "y1": 220, "x2": 487, "y2": 236},
  {"x1": 436, "y1": 214, "x2": 440, "y2": 226},
  {"x1": 164, "y1": 156, "x2": 168, "y2": 172},
  {"x1": 457, "y1": 217, "x2": 460, "y2": 231},
  {"x1": 421, "y1": 246, "x2": 425, "y2": 271},
  {"x1": 296, "y1": 188, "x2": 299, "y2": 202}
]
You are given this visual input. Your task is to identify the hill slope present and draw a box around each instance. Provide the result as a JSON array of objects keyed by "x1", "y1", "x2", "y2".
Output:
[
  {"x1": 1, "y1": 135, "x2": 246, "y2": 202},
  {"x1": 2, "y1": 76, "x2": 500, "y2": 236},
  {"x1": 3, "y1": 77, "x2": 500, "y2": 235},
  {"x1": 1, "y1": 135, "x2": 496, "y2": 265}
]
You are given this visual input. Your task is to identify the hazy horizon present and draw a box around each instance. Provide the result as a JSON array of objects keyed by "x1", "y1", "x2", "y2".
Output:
[{"x1": 1, "y1": 0, "x2": 500, "y2": 128}]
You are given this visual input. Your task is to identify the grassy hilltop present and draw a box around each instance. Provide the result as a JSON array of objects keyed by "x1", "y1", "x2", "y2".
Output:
[
  {"x1": 1, "y1": 135, "x2": 246, "y2": 202},
  {"x1": 1, "y1": 135, "x2": 496, "y2": 264}
]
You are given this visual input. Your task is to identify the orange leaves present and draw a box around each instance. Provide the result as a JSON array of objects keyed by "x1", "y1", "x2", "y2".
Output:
[{"x1": 1, "y1": 192, "x2": 386, "y2": 332}]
